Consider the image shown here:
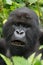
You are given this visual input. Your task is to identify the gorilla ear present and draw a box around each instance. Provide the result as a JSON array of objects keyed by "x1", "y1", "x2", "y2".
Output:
[{"x1": 39, "y1": 28, "x2": 43, "y2": 45}]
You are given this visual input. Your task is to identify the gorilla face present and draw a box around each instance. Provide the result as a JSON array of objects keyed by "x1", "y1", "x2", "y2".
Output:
[{"x1": 3, "y1": 7, "x2": 40, "y2": 57}]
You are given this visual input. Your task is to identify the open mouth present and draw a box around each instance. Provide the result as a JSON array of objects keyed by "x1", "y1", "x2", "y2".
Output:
[{"x1": 11, "y1": 40, "x2": 25, "y2": 47}]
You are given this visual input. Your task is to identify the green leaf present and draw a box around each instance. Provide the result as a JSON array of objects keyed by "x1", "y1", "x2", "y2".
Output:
[
  {"x1": 6, "y1": 0, "x2": 12, "y2": 5},
  {"x1": 15, "y1": 0, "x2": 23, "y2": 3},
  {"x1": 0, "y1": 54, "x2": 12, "y2": 65},
  {"x1": 34, "y1": 60, "x2": 41, "y2": 65},
  {"x1": 28, "y1": 0, "x2": 37, "y2": 4},
  {"x1": 35, "y1": 54, "x2": 42, "y2": 60},
  {"x1": 39, "y1": 45, "x2": 43, "y2": 50},
  {"x1": 3, "y1": 19, "x2": 7, "y2": 24},
  {"x1": 39, "y1": 0, "x2": 43, "y2": 4},
  {"x1": 41, "y1": 60, "x2": 43, "y2": 65},
  {"x1": 28, "y1": 53, "x2": 35, "y2": 64},
  {"x1": 33, "y1": 54, "x2": 42, "y2": 65},
  {"x1": 0, "y1": 54, "x2": 42, "y2": 65},
  {"x1": 12, "y1": 56, "x2": 28, "y2": 65}
]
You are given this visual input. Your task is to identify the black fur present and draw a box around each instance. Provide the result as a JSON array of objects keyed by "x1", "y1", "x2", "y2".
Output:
[
  {"x1": 0, "y1": 38, "x2": 6, "y2": 65},
  {"x1": 0, "y1": 38, "x2": 6, "y2": 54}
]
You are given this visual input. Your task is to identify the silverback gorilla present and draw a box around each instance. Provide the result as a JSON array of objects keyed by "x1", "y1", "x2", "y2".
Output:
[{"x1": 0, "y1": 7, "x2": 43, "y2": 65}]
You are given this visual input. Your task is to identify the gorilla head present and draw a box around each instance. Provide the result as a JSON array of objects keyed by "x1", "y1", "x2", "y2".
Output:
[{"x1": 3, "y1": 7, "x2": 41, "y2": 58}]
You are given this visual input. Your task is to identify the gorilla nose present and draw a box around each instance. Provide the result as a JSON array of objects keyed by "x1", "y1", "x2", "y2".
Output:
[
  {"x1": 14, "y1": 30, "x2": 25, "y2": 38},
  {"x1": 16, "y1": 30, "x2": 24, "y2": 35}
]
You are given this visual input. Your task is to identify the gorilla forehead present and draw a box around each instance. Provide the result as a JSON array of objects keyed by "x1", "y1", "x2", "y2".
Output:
[
  {"x1": 8, "y1": 7, "x2": 39, "y2": 26},
  {"x1": 10, "y1": 7, "x2": 38, "y2": 19}
]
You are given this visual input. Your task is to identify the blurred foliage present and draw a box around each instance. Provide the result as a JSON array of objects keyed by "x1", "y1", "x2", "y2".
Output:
[
  {"x1": 0, "y1": 0, "x2": 43, "y2": 65},
  {"x1": 0, "y1": 53, "x2": 43, "y2": 65},
  {"x1": 0, "y1": 0, "x2": 43, "y2": 37}
]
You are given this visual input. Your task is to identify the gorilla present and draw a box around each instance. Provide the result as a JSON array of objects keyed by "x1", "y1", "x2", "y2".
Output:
[{"x1": 0, "y1": 7, "x2": 43, "y2": 65}]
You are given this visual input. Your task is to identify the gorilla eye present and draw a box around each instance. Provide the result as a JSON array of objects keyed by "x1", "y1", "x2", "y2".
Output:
[
  {"x1": 14, "y1": 23, "x2": 18, "y2": 26},
  {"x1": 14, "y1": 23, "x2": 20, "y2": 26},
  {"x1": 22, "y1": 24, "x2": 31, "y2": 28},
  {"x1": 12, "y1": 23, "x2": 19, "y2": 28}
]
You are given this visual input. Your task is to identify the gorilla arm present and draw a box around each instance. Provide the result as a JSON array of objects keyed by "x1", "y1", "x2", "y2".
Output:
[
  {"x1": 39, "y1": 28, "x2": 43, "y2": 45},
  {"x1": 0, "y1": 38, "x2": 6, "y2": 65},
  {"x1": 39, "y1": 28, "x2": 43, "y2": 59},
  {"x1": 0, "y1": 38, "x2": 6, "y2": 54}
]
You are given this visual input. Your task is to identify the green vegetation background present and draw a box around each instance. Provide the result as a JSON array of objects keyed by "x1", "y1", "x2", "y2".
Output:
[{"x1": 0, "y1": 0, "x2": 43, "y2": 65}]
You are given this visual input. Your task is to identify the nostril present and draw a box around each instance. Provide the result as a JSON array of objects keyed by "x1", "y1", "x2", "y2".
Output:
[
  {"x1": 16, "y1": 31, "x2": 19, "y2": 34},
  {"x1": 20, "y1": 32, "x2": 24, "y2": 34}
]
